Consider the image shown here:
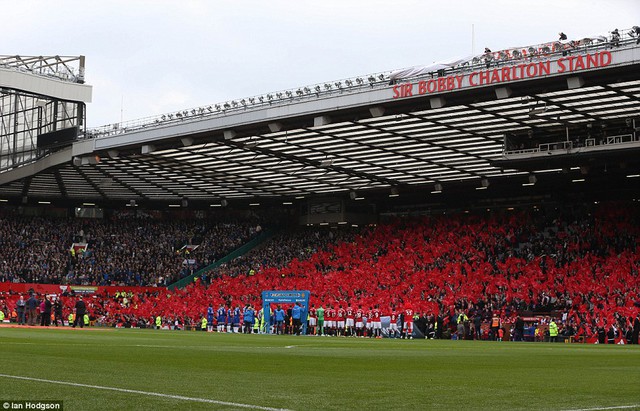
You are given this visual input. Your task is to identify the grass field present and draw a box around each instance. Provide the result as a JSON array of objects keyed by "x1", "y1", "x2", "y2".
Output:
[{"x1": 0, "y1": 327, "x2": 639, "y2": 411}]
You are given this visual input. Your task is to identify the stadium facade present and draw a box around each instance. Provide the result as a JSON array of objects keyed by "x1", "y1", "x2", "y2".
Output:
[{"x1": 0, "y1": 29, "x2": 639, "y2": 220}]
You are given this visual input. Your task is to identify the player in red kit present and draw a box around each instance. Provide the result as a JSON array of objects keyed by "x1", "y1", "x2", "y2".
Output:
[
  {"x1": 336, "y1": 305, "x2": 346, "y2": 336},
  {"x1": 355, "y1": 305, "x2": 364, "y2": 337},
  {"x1": 345, "y1": 305, "x2": 355, "y2": 337},
  {"x1": 326, "y1": 304, "x2": 336, "y2": 336},
  {"x1": 389, "y1": 306, "x2": 399, "y2": 338},
  {"x1": 308, "y1": 305, "x2": 317, "y2": 335},
  {"x1": 372, "y1": 305, "x2": 382, "y2": 338},
  {"x1": 404, "y1": 306, "x2": 414, "y2": 339}
]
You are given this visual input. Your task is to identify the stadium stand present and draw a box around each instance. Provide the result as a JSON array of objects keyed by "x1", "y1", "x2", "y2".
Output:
[
  {"x1": 1, "y1": 202, "x2": 638, "y2": 342},
  {"x1": 0, "y1": 212, "x2": 264, "y2": 286}
]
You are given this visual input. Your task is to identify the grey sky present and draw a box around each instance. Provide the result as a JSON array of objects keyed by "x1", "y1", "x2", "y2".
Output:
[{"x1": 2, "y1": 0, "x2": 638, "y2": 128}]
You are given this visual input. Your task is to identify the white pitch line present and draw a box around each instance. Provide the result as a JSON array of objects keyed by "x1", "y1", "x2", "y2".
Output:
[
  {"x1": 564, "y1": 405, "x2": 640, "y2": 411},
  {"x1": 0, "y1": 373, "x2": 291, "y2": 411}
]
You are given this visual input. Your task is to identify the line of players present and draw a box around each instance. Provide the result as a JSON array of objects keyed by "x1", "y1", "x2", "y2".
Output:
[
  {"x1": 203, "y1": 303, "x2": 416, "y2": 338},
  {"x1": 308, "y1": 304, "x2": 415, "y2": 339}
]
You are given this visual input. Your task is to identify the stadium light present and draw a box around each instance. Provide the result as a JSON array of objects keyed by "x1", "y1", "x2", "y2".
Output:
[
  {"x1": 389, "y1": 187, "x2": 399, "y2": 198},
  {"x1": 320, "y1": 158, "x2": 334, "y2": 167},
  {"x1": 324, "y1": 83, "x2": 332, "y2": 90},
  {"x1": 207, "y1": 106, "x2": 213, "y2": 112},
  {"x1": 286, "y1": 91, "x2": 293, "y2": 98},
  {"x1": 335, "y1": 81, "x2": 342, "y2": 89},
  {"x1": 223, "y1": 103, "x2": 231, "y2": 109},
  {"x1": 356, "y1": 78, "x2": 364, "y2": 85},
  {"x1": 479, "y1": 178, "x2": 490, "y2": 189},
  {"x1": 314, "y1": 85, "x2": 321, "y2": 93},
  {"x1": 345, "y1": 79, "x2": 353, "y2": 87},
  {"x1": 296, "y1": 89, "x2": 304, "y2": 96},
  {"x1": 432, "y1": 183, "x2": 443, "y2": 194},
  {"x1": 304, "y1": 87, "x2": 311, "y2": 94}
]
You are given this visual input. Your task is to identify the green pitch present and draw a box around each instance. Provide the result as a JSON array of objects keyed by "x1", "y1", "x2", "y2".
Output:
[{"x1": 0, "y1": 328, "x2": 639, "y2": 411}]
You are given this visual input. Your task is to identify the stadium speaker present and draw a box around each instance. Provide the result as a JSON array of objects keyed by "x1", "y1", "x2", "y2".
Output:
[
  {"x1": 349, "y1": 191, "x2": 357, "y2": 200},
  {"x1": 221, "y1": 199, "x2": 228, "y2": 207},
  {"x1": 181, "y1": 198, "x2": 188, "y2": 208}
]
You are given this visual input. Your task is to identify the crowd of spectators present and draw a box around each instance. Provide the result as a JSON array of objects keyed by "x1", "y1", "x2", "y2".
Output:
[
  {"x1": 1, "y1": 202, "x2": 639, "y2": 342},
  {"x1": 0, "y1": 211, "x2": 264, "y2": 287}
]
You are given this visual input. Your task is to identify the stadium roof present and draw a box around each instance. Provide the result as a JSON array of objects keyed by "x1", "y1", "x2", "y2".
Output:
[{"x1": 1, "y1": 33, "x2": 640, "y2": 208}]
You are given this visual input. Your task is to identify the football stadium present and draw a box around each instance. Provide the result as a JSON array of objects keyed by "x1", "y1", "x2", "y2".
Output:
[{"x1": 1, "y1": 20, "x2": 640, "y2": 411}]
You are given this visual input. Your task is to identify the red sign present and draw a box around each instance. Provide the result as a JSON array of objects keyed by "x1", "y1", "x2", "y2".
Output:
[
  {"x1": 0, "y1": 282, "x2": 163, "y2": 295},
  {"x1": 392, "y1": 51, "x2": 612, "y2": 99}
]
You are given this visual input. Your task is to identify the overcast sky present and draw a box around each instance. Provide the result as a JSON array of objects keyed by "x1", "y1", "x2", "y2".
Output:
[{"x1": 3, "y1": 0, "x2": 638, "y2": 128}]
